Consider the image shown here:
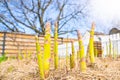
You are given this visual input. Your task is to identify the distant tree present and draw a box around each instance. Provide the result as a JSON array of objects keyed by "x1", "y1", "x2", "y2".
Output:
[{"x1": 0, "y1": 0, "x2": 88, "y2": 35}]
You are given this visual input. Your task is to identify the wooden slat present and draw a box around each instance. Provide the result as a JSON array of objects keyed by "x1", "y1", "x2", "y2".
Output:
[
  {"x1": 5, "y1": 49, "x2": 36, "y2": 54},
  {"x1": 5, "y1": 42, "x2": 36, "y2": 46},
  {"x1": 5, "y1": 40, "x2": 35, "y2": 44},
  {"x1": 6, "y1": 33, "x2": 35, "y2": 39},
  {"x1": 7, "y1": 33, "x2": 63, "y2": 41},
  {"x1": 0, "y1": 33, "x2": 4, "y2": 37},
  {"x1": 0, "y1": 46, "x2": 3, "y2": 49},
  {"x1": 5, "y1": 46, "x2": 36, "y2": 50},
  {"x1": 4, "y1": 45, "x2": 55, "y2": 50},
  {"x1": 5, "y1": 37, "x2": 36, "y2": 42},
  {"x1": 0, "y1": 50, "x2": 2, "y2": 53},
  {"x1": 5, "y1": 41, "x2": 36, "y2": 46},
  {"x1": 5, "y1": 37, "x2": 62, "y2": 44},
  {"x1": 0, "y1": 37, "x2": 3, "y2": 41}
]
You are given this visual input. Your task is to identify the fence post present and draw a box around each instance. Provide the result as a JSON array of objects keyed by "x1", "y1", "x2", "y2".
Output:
[{"x1": 2, "y1": 32, "x2": 6, "y2": 55}]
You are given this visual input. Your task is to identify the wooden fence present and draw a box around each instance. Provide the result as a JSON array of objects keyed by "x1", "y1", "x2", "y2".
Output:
[
  {"x1": 0, "y1": 32, "x2": 77, "y2": 57},
  {"x1": 94, "y1": 41, "x2": 102, "y2": 57}
]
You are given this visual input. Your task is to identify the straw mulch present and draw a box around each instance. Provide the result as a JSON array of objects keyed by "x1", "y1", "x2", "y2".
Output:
[{"x1": 0, "y1": 57, "x2": 120, "y2": 80}]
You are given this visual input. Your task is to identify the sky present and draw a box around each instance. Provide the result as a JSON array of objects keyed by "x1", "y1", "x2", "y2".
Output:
[
  {"x1": 63, "y1": 0, "x2": 120, "y2": 38},
  {"x1": 88, "y1": 0, "x2": 120, "y2": 33},
  {"x1": 1, "y1": 0, "x2": 120, "y2": 38},
  {"x1": 58, "y1": 0, "x2": 120, "y2": 38}
]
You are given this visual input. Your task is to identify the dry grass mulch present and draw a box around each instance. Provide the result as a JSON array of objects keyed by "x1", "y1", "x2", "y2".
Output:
[{"x1": 0, "y1": 57, "x2": 120, "y2": 80}]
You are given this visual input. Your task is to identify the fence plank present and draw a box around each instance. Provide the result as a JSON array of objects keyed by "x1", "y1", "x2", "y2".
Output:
[{"x1": 0, "y1": 32, "x2": 76, "y2": 57}]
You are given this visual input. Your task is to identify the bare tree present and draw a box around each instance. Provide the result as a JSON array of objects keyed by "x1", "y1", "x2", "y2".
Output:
[{"x1": 0, "y1": 0, "x2": 88, "y2": 35}]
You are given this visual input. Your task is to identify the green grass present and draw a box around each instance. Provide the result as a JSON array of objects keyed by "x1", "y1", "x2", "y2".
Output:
[{"x1": 0, "y1": 54, "x2": 7, "y2": 63}]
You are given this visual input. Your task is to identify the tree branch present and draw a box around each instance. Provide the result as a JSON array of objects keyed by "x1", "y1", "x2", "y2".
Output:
[
  {"x1": 0, "y1": 18, "x2": 16, "y2": 32},
  {"x1": 20, "y1": 0, "x2": 37, "y2": 14}
]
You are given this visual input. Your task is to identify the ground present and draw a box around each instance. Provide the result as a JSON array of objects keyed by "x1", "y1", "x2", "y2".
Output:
[{"x1": 0, "y1": 57, "x2": 120, "y2": 80}]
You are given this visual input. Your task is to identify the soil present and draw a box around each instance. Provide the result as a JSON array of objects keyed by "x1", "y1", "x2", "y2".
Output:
[{"x1": 0, "y1": 57, "x2": 120, "y2": 80}]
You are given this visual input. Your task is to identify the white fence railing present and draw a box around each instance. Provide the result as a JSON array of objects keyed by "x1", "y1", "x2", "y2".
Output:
[
  {"x1": 58, "y1": 41, "x2": 89, "y2": 57},
  {"x1": 101, "y1": 33, "x2": 120, "y2": 57},
  {"x1": 58, "y1": 33, "x2": 120, "y2": 57}
]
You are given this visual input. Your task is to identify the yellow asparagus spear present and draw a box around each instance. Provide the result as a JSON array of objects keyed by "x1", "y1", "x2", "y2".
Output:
[
  {"x1": 89, "y1": 22, "x2": 95, "y2": 63},
  {"x1": 66, "y1": 41, "x2": 69, "y2": 69},
  {"x1": 54, "y1": 22, "x2": 58, "y2": 69},
  {"x1": 77, "y1": 30, "x2": 86, "y2": 72},
  {"x1": 43, "y1": 22, "x2": 51, "y2": 78},
  {"x1": 35, "y1": 36, "x2": 44, "y2": 79},
  {"x1": 94, "y1": 48, "x2": 98, "y2": 57},
  {"x1": 70, "y1": 41, "x2": 75, "y2": 69},
  {"x1": 109, "y1": 39, "x2": 113, "y2": 57}
]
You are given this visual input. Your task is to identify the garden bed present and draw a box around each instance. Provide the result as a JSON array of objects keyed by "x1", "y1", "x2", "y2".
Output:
[{"x1": 0, "y1": 57, "x2": 120, "y2": 80}]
